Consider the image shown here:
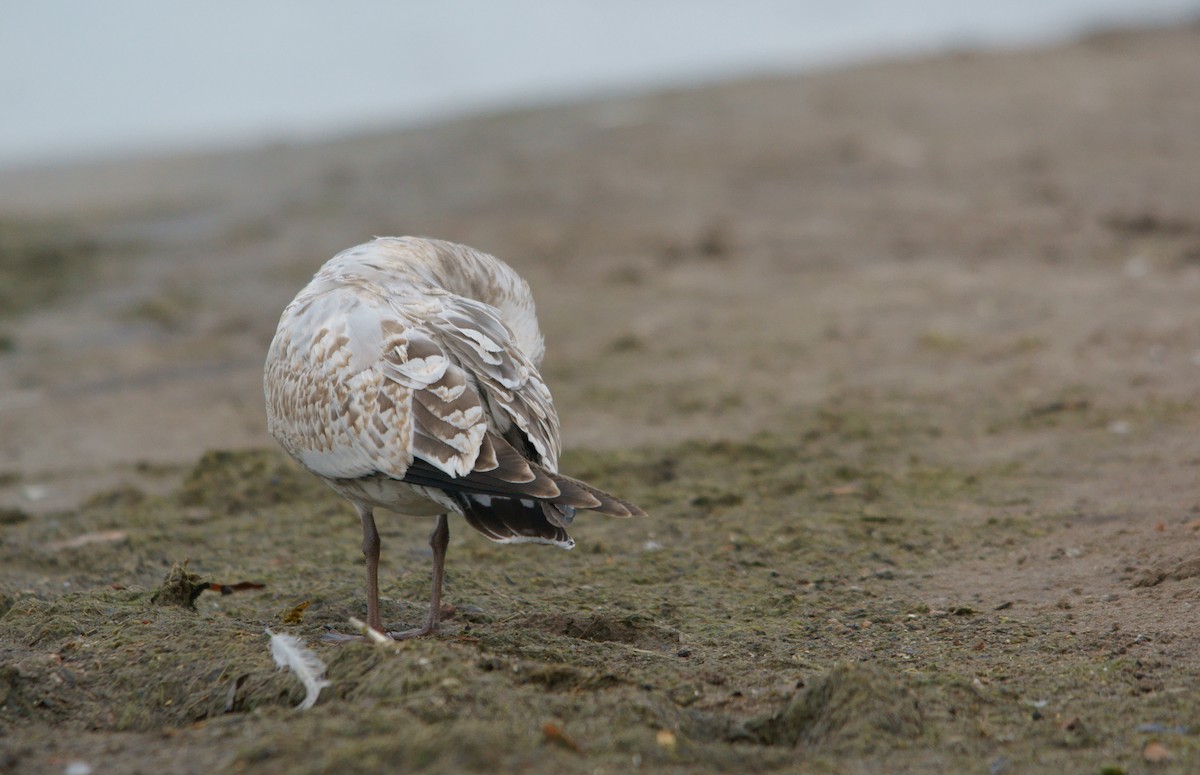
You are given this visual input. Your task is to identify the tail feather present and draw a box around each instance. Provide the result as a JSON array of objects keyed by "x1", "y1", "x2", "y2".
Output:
[
  {"x1": 456, "y1": 493, "x2": 574, "y2": 547},
  {"x1": 397, "y1": 430, "x2": 645, "y2": 545}
]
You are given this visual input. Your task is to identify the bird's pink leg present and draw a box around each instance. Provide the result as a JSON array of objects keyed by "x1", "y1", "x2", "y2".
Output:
[
  {"x1": 357, "y1": 503, "x2": 385, "y2": 633},
  {"x1": 389, "y1": 513, "x2": 449, "y2": 639}
]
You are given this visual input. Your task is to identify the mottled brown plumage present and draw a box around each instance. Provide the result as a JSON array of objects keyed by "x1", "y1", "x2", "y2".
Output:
[{"x1": 265, "y1": 237, "x2": 644, "y2": 638}]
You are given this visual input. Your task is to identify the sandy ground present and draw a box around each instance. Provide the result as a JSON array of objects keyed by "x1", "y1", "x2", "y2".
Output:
[{"x1": 2, "y1": 23, "x2": 1200, "y2": 774}]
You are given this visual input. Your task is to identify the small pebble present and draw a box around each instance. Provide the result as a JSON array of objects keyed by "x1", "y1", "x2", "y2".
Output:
[
  {"x1": 1143, "y1": 741, "x2": 1173, "y2": 762},
  {"x1": 21, "y1": 484, "x2": 48, "y2": 502}
]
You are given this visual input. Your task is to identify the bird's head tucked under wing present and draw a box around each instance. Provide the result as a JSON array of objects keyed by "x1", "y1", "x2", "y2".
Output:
[{"x1": 320, "y1": 237, "x2": 547, "y2": 367}]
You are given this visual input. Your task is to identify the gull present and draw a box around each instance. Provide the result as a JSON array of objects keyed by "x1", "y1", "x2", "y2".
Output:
[{"x1": 265, "y1": 237, "x2": 644, "y2": 639}]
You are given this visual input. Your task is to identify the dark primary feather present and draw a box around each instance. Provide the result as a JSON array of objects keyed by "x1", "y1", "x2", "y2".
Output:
[
  {"x1": 396, "y1": 431, "x2": 644, "y2": 544},
  {"x1": 401, "y1": 434, "x2": 642, "y2": 517}
]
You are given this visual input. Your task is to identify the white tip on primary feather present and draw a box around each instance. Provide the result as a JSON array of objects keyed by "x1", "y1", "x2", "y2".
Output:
[{"x1": 266, "y1": 628, "x2": 331, "y2": 710}]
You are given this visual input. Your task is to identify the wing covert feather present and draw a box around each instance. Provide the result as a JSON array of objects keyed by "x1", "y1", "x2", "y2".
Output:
[{"x1": 430, "y1": 295, "x2": 561, "y2": 469}]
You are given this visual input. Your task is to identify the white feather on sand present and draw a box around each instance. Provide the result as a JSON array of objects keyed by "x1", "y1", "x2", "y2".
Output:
[{"x1": 266, "y1": 629, "x2": 330, "y2": 709}]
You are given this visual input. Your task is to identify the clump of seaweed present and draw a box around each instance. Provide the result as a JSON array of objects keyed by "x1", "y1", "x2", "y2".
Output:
[{"x1": 150, "y1": 561, "x2": 208, "y2": 609}]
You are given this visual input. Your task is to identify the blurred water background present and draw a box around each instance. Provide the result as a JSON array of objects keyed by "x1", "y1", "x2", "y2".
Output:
[{"x1": 1, "y1": 0, "x2": 1197, "y2": 170}]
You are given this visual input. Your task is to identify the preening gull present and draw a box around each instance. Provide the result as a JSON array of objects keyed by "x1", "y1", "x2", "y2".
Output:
[{"x1": 265, "y1": 236, "x2": 645, "y2": 639}]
